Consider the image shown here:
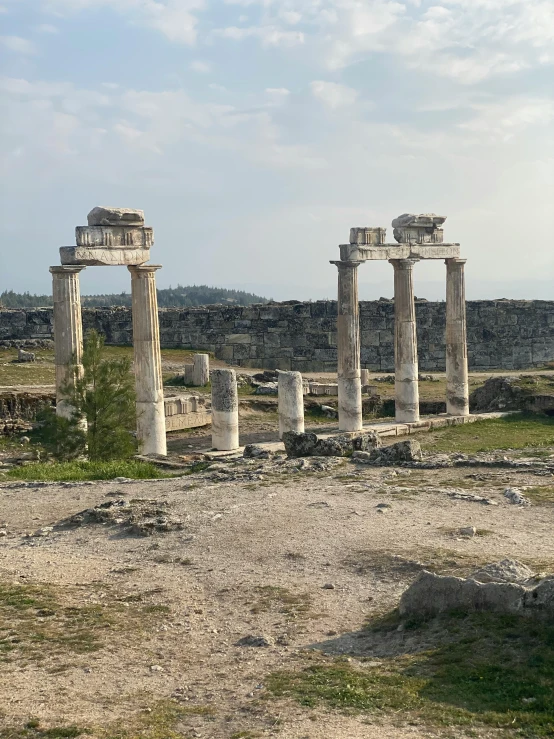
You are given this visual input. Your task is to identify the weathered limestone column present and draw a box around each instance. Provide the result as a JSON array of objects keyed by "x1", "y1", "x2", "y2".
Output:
[
  {"x1": 445, "y1": 258, "x2": 469, "y2": 416},
  {"x1": 128, "y1": 264, "x2": 167, "y2": 456},
  {"x1": 192, "y1": 353, "x2": 210, "y2": 387},
  {"x1": 278, "y1": 371, "x2": 305, "y2": 439},
  {"x1": 390, "y1": 259, "x2": 420, "y2": 423},
  {"x1": 333, "y1": 260, "x2": 363, "y2": 432},
  {"x1": 211, "y1": 369, "x2": 239, "y2": 450},
  {"x1": 360, "y1": 369, "x2": 370, "y2": 386},
  {"x1": 50, "y1": 265, "x2": 85, "y2": 419}
]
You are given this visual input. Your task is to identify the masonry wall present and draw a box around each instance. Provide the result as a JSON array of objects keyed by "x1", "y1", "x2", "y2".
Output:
[{"x1": 1, "y1": 300, "x2": 553, "y2": 372}]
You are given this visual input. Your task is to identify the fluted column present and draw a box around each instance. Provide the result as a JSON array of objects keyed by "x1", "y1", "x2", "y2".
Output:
[
  {"x1": 390, "y1": 259, "x2": 420, "y2": 423},
  {"x1": 128, "y1": 264, "x2": 167, "y2": 456},
  {"x1": 50, "y1": 265, "x2": 85, "y2": 419},
  {"x1": 445, "y1": 258, "x2": 469, "y2": 416},
  {"x1": 333, "y1": 260, "x2": 362, "y2": 431}
]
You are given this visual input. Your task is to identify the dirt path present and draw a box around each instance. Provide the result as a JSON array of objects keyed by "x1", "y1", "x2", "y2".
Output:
[{"x1": 0, "y1": 460, "x2": 553, "y2": 737}]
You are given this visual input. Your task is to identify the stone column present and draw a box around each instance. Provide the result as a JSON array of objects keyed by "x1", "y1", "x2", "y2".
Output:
[
  {"x1": 390, "y1": 259, "x2": 420, "y2": 423},
  {"x1": 128, "y1": 264, "x2": 167, "y2": 456},
  {"x1": 192, "y1": 353, "x2": 210, "y2": 387},
  {"x1": 50, "y1": 265, "x2": 85, "y2": 419},
  {"x1": 360, "y1": 369, "x2": 370, "y2": 386},
  {"x1": 445, "y1": 258, "x2": 469, "y2": 416},
  {"x1": 211, "y1": 369, "x2": 239, "y2": 450},
  {"x1": 333, "y1": 260, "x2": 363, "y2": 432},
  {"x1": 278, "y1": 371, "x2": 305, "y2": 439}
]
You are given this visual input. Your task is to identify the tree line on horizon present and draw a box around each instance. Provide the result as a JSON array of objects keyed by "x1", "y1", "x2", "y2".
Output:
[{"x1": 0, "y1": 285, "x2": 270, "y2": 309}]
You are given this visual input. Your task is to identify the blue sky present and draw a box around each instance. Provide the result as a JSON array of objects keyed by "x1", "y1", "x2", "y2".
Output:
[{"x1": 1, "y1": 0, "x2": 553, "y2": 300}]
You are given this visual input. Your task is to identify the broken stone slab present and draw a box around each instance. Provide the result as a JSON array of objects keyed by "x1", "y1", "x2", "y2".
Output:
[
  {"x1": 87, "y1": 206, "x2": 144, "y2": 226},
  {"x1": 471, "y1": 559, "x2": 536, "y2": 585},
  {"x1": 282, "y1": 431, "x2": 381, "y2": 458},
  {"x1": 392, "y1": 213, "x2": 446, "y2": 245},
  {"x1": 243, "y1": 444, "x2": 272, "y2": 459},
  {"x1": 399, "y1": 570, "x2": 527, "y2": 617},
  {"x1": 75, "y1": 226, "x2": 153, "y2": 247},
  {"x1": 353, "y1": 439, "x2": 422, "y2": 465},
  {"x1": 504, "y1": 487, "x2": 531, "y2": 506},
  {"x1": 399, "y1": 565, "x2": 554, "y2": 618},
  {"x1": 59, "y1": 246, "x2": 150, "y2": 266}
]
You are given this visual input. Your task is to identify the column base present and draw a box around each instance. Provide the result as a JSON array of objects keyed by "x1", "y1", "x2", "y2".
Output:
[
  {"x1": 136, "y1": 400, "x2": 167, "y2": 456},
  {"x1": 395, "y1": 364, "x2": 420, "y2": 424},
  {"x1": 338, "y1": 377, "x2": 363, "y2": 432}
]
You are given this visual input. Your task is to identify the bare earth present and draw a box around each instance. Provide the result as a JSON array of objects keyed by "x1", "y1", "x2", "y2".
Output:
[{"x1": 1, "y1": 455, "x2": 553, "y2": 738}]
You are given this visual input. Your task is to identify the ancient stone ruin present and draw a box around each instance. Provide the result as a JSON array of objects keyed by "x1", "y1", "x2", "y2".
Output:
[
  {"x1": 50, "y1": 206, "x2": 166, "y2": 455},
  {"x1": 332, "y1": 214, "x2": 468, "y2": 430}
]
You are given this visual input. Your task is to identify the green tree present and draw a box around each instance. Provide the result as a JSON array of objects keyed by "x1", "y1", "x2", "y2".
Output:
[{"x1": 35, "y1": 330, "x2": 136, "y2": 461}]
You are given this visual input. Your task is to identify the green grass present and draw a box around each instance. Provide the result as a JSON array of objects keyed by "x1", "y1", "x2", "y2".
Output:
[
  {"x1": 524, "y1": 485, "x2": 554, "y2": 506},
  {"x1": 0, "y1": 459, "x2": 168, "y2": 482},
  {"x1": 420, "y1": 412, "x2": 554, "y2": 454},
  {"x1": 266, "y1": 611, "x2": 554, "y2": 737}
]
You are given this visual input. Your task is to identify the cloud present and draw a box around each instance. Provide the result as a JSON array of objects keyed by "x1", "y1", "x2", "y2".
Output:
[
  {"x1": 212, "y1": 24, "x2": 304, "y2": 46},
  {"x1": 1, "y1": 35, "x2": 37, "y2": 54},
  {"x1": 310, "y1": 80, "x2": 358, "y2": 108},
  {"x1": 34, "y1": 23, "x2": 59, "y2": 33},
  {"x1": 190, "y1": 59, "x2": 211, "y2": 73}
]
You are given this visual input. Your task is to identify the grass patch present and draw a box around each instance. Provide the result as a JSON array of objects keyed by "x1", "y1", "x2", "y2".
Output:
[
  {"x1": 421, "y1": 412, "x2": 554, "y2": 454},
  {"x1": 249, "y1": 586, "x2": 313, "y2": 620},
  {"x1": 0, "y1": 581, "x2": 171, "y2": 667},
  {"x1": 1, "y1": 459, "x2": 168, "y2": 482},
  {"x1": 524, "y1": 486, "x2": 554, "y2": 505},
  {"x1": 266, "y1": 611, "x2": 554, "y2": 736}
]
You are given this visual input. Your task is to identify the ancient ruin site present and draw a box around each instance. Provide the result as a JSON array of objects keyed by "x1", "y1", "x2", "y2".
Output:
[{"x1": 0, "y1": 205, "x2": 552, "y2": 739}]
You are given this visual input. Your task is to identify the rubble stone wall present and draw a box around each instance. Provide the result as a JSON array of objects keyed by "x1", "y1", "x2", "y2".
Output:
[{"x1": 1, "y1": 300, "x2": 552, "y2": 372}]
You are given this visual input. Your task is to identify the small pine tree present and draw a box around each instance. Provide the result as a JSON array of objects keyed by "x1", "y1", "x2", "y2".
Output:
[{"x1": 35, "y1": 330, "x2": 137, "y2": 461}]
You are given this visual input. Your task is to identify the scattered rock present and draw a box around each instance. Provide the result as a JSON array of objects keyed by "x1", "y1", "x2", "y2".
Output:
[
  {"x1": 353, "y1": 440, "x2": 422, "y2": 464},
  {"x1": 320, "y1": 405, "x2": 338, "y2": 419},
  {"x1": 282, "y1": 431, "x2": 381, "y2": 458},
  {"x1": 254, "y1": 383, "x2": 278, "y2": 395},
  {"x1": 243, "y1": 444, "x2": 271, "y2": 459},
  {"x1": 459, "y1": 526, "x2": 477, "y2": 537},
  {"x1": 235, "y1": 635, "x2": 274, "y2": 648},
  {"x1": 60, "y1": 499, "x2": 184, "y2": 536},
  {"x1": 447, "y1": 492, "x2": 498, "y2": 505},
  {"x1": 504, "y1": 487, "x2": 531, "y2": 506},
  {"x1": 149, "y1": 664, "x2": 164, "y2": 672},
  {"x1": 252, "y1": 370, "x2": 278, "y2": 383},
  {"x1": 16, "y1": 349, "x2": 36, "y2": 363},
  {"x1": 471, "y1": 559, "x2": 535, "y2": 585},
  {"x1": 322, "y1": 583, "x2": 335, "y2": 590}
]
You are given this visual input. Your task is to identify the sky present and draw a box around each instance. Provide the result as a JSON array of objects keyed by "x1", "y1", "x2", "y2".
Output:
[{"x1": 1, "y1": 0, "x2": 553, "y2": 301}]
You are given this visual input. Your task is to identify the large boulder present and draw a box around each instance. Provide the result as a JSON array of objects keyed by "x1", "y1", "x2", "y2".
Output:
[
  {"x1": 282, "y1": 431, "x2": 381, "y2": 458},
  {"x1": 399, "y1": 570, "x2": 526, "y2": 617},
  {"x1": 469, "y1": 376, "x2": 534, "y2": 412}
]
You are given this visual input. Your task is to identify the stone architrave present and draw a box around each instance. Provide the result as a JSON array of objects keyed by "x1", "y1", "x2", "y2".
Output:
[
  {"x1": 390, "y1": 259, "x2": 420, "y2": 423},
  {"x1": 332, "y1": 260, "x2": 363, "y2": 432},
  {"x1": 60, "y1": 247, "x2": 150, "y2": 266},
  {"x1": 278, "y1": 371, "x2": 305, "y2": 439},
  {"x1": 49, "y1": 266, "x2": 85, "y2": 419},
  {"x1": 128, "y1": 264, "x2": 167, "y2": 456},
  {"x1": 211, "y1": 369, "x2": 239, "y2": 450},
  {"x1": 445, "y1": 258, "x2": 469, "y2": 416}
]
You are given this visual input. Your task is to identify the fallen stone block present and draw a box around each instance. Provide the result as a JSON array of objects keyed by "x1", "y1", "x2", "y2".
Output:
[{"x1": 282, "y1": 431, "x2": 381, "y2": 458}]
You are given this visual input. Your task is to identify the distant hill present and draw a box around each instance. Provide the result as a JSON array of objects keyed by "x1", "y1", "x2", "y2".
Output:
[{"x1": 0, "y1": 285, "x2": 270, "y2": 309}]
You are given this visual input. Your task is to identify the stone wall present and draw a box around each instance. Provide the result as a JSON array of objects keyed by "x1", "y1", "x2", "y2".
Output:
[{"x1": 1, "y1": 300, "x2": 553, "y2": 372}]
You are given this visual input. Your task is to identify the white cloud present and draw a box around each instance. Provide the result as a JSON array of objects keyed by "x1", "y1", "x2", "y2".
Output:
[
  {"x1": 310, "y1": 80, "x2": 358, "y2": 108},
  {"x1": 190, "y1": 59, "x2": 211, "y2": 73},
  {"x1": 35, "y1": 23, "x2": 59, "y2": 33},
  {"x1": 212, "y1": 25, "x2": 304, "y2": 46},
  {"x1": 1, "y1": 35, "x2": 37, "y2": 54}
]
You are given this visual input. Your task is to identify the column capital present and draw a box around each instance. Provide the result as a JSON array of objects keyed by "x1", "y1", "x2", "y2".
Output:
[
  {"x1": 388, "y1": 258, "x2": 418, "y2": 270},
  {"x1": 445, "y1": 257, "x2": 467, "y2": 266},
  {"x1": 50, "y1": 265, "x2": 86, "y2": 275},
  {"x1": 128, "y1": 264, "x2": 162, "y2": 277},
  {"x1": 330, "y1": 260, "x2": 361, "y2": 269}
]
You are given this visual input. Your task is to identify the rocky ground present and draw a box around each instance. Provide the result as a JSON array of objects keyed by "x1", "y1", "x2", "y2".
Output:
[{"x1": 1, "y1": 446, "x2": 554, "y2": 738}]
